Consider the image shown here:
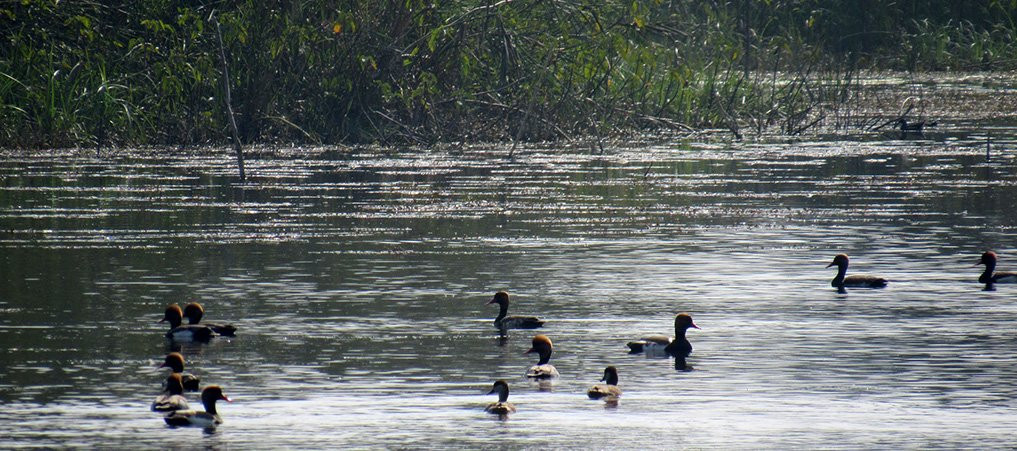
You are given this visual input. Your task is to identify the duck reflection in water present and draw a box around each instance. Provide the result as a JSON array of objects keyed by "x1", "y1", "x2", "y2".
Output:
[{"x1": 675, "y1": 356, "x2": 693, "y2": 372}]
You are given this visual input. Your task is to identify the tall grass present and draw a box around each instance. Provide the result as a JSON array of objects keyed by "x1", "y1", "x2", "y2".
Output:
[{"x1": 2, "y1": 0, "x2": 1017, "y2": 149}]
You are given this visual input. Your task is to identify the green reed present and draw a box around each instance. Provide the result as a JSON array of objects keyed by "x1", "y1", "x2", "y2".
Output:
[{"x1": 2, "y1": 0, "x2": 1017, "y2": 149}]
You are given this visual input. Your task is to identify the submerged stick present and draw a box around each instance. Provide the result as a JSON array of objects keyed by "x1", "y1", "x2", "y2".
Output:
[
  {"x1": 986, "y1": 133, "x2": 991, "y2": 161},
  {"x1": 212, "y1": 13, "x2": 246, "y2": 182}
]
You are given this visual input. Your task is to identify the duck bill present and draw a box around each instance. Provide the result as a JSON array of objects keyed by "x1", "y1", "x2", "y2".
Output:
[
  {"x1": 486, "y1": 298, "x2": 497, "y2": 305},
  {"x1": 690, "y1": 323, "x2": 701, "y2": 330},
  {"x1": 157, "y1": 362, "x2": 168, "y2": 368},
  {"x1": 487, "y1": 388, "x2": 496, "y2": 395},
  {"x1": 825, "y1": 262, "x2": 835, "y2": 268},
  {"x1": 221, "y1": 395, "x2": 233, "y2": 402},
  {"x1": 523, "y1": 348, "x2": 535, "y2": 355}
]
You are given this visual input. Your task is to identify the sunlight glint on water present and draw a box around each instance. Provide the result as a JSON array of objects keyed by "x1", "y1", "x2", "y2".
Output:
[{"x1": 2, "y1": 124, "x2": 1017, "y2": 447}]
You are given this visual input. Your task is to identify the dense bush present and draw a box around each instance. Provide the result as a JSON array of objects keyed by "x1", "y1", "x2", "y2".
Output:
[{"x1": 2, "y1": 1, "x2": 1016, "y2": 148}]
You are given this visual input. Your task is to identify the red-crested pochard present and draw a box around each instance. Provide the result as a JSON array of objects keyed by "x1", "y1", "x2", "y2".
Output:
[
  {"x1": 978, "y1": 251, "x2": 1017, "y2": 284},
  {"x1": 159, "y1": 352, "x2": 200, "y2": 392},
  {"x1": 183, "y1": 302, "x2": 237, "y2": 336},
  {"x1": 587, "y1": 366, "x2": 622, "y2": 400},
  {"x1": 484, "y1": 380, "x2": 517, "y2": 415},
  {"x1": 487, "y1": 291, "x2": 544, "y2": 331},
  {"x1": 163, "y1": 385, "x2": 231, "y2": 428},
  {"x1": 626, "y1": 313, "x2": 700, "y2": 358},
  {"x1": 160, "y1": 304, "x2": 215, "y2": 342},
  {"x1": 151, "y1": 373, "x2": 190, "y2": 412},
  {"x1": 827, "y1": 254, "x2": 888, "y2": 288},
  {"x1": 525, "y1": 334, "x2": 560, "y2": 379}
]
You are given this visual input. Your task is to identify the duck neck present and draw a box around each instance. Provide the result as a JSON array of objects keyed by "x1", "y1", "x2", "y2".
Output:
[
  {"x1": 203, "y1": 397, "x2": 218, "y2": 415},
  {"x1": 674, "y1": 325, "x2": 689, "y2": 342},
  {"x1": 166, "y1": 380, "x2": 184, "y2": 395},
  {"x1": 494, "y1": 302, "x2": 509, "y2": 323},
  {"x1": 604, "y1": 372, "x2": 618, "y2": 386},
  {"x1": 498, "y1": 387, "x2": 509, "y2": 403},
  {"x1": 536, "y1": 350, "x2": 551, "y2": 366},
  {"x1": 831, "y1": 264, "x2": 848, "y2": 286},
  {"x1": 166, "y1": 316, "x2": 182, "y2": 329},
  {"x1": 980, "y1": 261, "x2": 996, "y2": 283},
  {"x1": 187, "y1": 314, "x2": 201, "y2": 325}
]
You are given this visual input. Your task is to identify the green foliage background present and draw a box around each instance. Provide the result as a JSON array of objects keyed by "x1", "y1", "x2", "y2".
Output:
[{"x1": 2, "y1": 0, "x2": 1016, "y2": 148}]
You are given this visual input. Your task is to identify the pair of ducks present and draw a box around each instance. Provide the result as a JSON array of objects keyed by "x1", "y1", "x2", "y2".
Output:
[
  {"x1": 827, "y1": 251, "x2": 1017, "y2": 288},
  {"x1": 484, "y1": 366, "x2": 622, "y2": 415},
  {"x1": 151, "y1": 352, "x2": 232, "y2": 428},
  {"x1": 160, "y1": 302, "x2": 237, "y2": 341}
]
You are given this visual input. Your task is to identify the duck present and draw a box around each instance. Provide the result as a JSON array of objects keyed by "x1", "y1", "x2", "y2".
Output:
[
  {"x1": 160, "y1": 304, "x2": 215, "y2": 342},
  {"x1": 977, "y1": 251, "x2": 1017, "y2": 284},
  {"x1": 152, "y1": 373, "x2": 190, "y2": 412},
  {"x1": 159, "y1": 352, "x2": 201, "y2": 392},
  {"x1": 163, "y1": 385, "x2": 231, "y2": 428},
  {"x1": 182, "y1": 302, "x2": 237, "y2": 336},
  {"x1": 487, "y1": 291, "x2": 544, "y2": 331},
  {"x1": 826, "y1": 254, "x2": 888, "y2": 288},
  {"x1": 897, "y1": 118, "x2": 936, "y2": 133},
  {"x1": 525, "y1": 334, "x2": 560, "y2": 379},
  {"x1": 484, "y1": 380, "x2": 517, "y2": 415},
  {"x1": 587, "y1": 366, "x2": 622, "y2": 400},
  {"x1": 626, "y1": 313, "x2": 700, "y2": 358}
]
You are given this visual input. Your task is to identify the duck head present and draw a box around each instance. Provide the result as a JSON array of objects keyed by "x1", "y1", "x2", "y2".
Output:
[
  {"x1": 182, "y1": 302, "x2": 205, "y2": 324},
  {"x1": 200, "y1": 385, "x2": 231, "y2": 414},
  {"x1": 826, "y1": 254, "x2": 849, "y2": 269},
  {"x1": 525, "y1": 334, "x2": 554, "y2": 365},
  {"x1": 675, "y1": 313, "x2": 700, "y2": 331},
  {"x1": 978, "y1": 251, "x2": 998, "y2": 267},
  {"x1": 160, "y1": 304, "x2": 184, "y2": 328},
  {"x1": 601, "y1": 366, "x2": 619, "y2": 385},
  {"x1": 486, "y1": 291, "x2": 509, "y2": 306},
  {"x1": 165, "y1": 373, "x2": 185, "y2": 395},
  {"x1": 487, "y1": 380, "x2": 510, "y2": 402},
  {"x1": 159, "y1": 352, "x2": 186, "y2": 373}
]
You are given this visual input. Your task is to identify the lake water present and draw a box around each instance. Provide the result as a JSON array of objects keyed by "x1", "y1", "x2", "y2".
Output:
[{"x1": 3, "y1": 77, "x2": 1017, "y2": 448}]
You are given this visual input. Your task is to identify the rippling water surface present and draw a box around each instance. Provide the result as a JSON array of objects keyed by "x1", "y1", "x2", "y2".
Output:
[{"x1": 4, "y1": 87, "x2": 1017, "y2": 448}]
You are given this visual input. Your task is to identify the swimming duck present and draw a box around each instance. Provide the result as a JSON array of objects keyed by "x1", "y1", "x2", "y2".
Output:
[
  {"x1": 626, "y1": 313, "x2": 700, "y2": 358},
  {"x1": 525, "y1": 334, "x2": 560, "y2": 379},
  {"x1": 159, "y1": 352, "x2": 201, "y2": 392},
  {"x1": 897, "y1": 118, "x2": 936, "y2": 133},
  {"x1": 163, "y1": 385, "x2": 231, "y2": 428},
  {"x1": 182, "y1": 302, "x2": 237, "y2": 336},
  {"x1": 152, "y1": 373, "x2": 190, "y2": 412},
  {"x1": 826, "y1": 254, "x2": 888, "y2": 288},
  {"x1": 978, "y1": 251, "x2": 1017, "y2": 284},
  {"x1": 160, "y1": 304, "x2": 215, "y2": 342},
  {"x1": 587, "y1": 366, "x2": 622, "y2": 400},
  {"x1": 484, "y1": 380, "x2": 517, "y2": 415},
  {"x1": 487, "y1": 291, "x2": 544, "y2": 331}
]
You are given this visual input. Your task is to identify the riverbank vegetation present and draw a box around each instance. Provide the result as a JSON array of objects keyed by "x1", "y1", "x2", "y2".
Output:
[{"x1": 3, "y1": 1, "x2": 1017, "y2": 149}]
